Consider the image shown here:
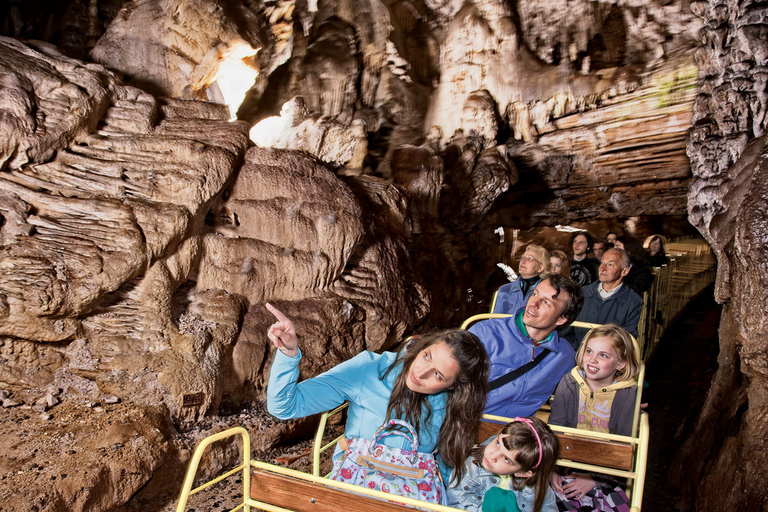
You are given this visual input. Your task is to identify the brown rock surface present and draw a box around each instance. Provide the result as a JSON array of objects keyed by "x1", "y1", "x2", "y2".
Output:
[{"x1": 680, "y1": 0, "x2": 768, "y2": 509}]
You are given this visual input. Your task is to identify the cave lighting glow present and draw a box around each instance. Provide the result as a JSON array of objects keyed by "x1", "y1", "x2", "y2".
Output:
[{"x1": 213, "y1": 42, "x2": 260, "y2": 120}]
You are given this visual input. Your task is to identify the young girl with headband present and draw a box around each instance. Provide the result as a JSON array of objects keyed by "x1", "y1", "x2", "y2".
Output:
[{"x1": 445, "y1": 417, "x2": 559, "y2": 512}]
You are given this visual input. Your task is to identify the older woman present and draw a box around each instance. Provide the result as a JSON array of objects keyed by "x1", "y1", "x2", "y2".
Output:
[{"x1": 492, "y1": 244, "x2": 551, "y2": 314}]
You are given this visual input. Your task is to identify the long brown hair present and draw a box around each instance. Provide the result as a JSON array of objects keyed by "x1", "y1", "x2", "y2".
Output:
[
  {"x1": 383, "y1": 329, "x2": 489, "y2": 484},
  {"x1": 472, "y1": 418, "x2": 558, "y2": 512}
]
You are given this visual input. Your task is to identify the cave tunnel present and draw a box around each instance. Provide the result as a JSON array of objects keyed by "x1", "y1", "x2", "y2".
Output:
[{"x1": 0, "y1": 1, "x2": 766, "y2": 511}]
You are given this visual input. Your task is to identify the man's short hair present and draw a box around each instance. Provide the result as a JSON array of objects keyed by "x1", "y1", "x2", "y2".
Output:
[
  {"x1": 548, "y1": 274, "x2": 584, "y2": 328},
  {"x1": 569, "y1": 231, "x2": 593, "y2": 250},
  {"x1": 607, "y1": 247, "x2": 631, "y2": 268}
]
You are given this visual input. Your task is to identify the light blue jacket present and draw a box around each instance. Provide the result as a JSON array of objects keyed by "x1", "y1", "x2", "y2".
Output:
[
  {"x1": 469, "y1": 310, "x2": 576, "y2": 418},
  {"x1": 492, "y1": 278, "x2": 539, "y2": 315},
  {"x1": 267, "y1": 349, "x2": 448, "y2": 458},
  {"x1": 445, "y1": 455, "x2": 557, "y2": 512}
]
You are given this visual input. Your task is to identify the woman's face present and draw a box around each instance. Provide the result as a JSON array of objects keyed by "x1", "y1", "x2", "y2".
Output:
[
  {"x1": 650, "y1": 239, "x2": 661, "y2": 254},
  {"x1": 405, "y1": 341, "x2": 459, "y2": 394},
  {"x1": 518, "y1": 250, "x2": 543, "y2": 279},
  {"x1": 607, "y1": 233, "x2": 618, "y2": 244},
  {"x1": 550, "y1": 256, "x2": 562, "y2": 275}
]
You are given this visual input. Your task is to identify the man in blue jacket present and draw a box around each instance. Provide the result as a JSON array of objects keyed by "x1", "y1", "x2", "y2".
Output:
[
  {"x1": 563, "y1": 247, "x2": 643, "y2": 349},
  {"x1": 469, "y1": 274, "x2": 583, "y2": 418}
]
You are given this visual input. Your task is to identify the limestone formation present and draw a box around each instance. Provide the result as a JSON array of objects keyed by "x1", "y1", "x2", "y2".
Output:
[
  {"x1": 90, "y1": 0, "x2": 267, "y2": 112},
  {"x1": 679, "y1": 1, "x2": 768, "y2": 509}
]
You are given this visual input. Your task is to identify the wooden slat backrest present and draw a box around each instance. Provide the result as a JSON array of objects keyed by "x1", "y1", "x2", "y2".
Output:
[
  {"x1": 250, "y1": 466, "x2": 419, "y2": 512},
  {"x1": 474, "y1": 421, "x2": 634, "y2": 472}
]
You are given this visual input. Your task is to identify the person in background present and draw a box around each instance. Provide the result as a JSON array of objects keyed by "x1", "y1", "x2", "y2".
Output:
[
  {"x1": 646, "y1": 234, "x2": 669, "y2": 267},
  {"x1": 492, "y1": 245, "x2": 551, "y2": 314},
  {"x1": 613, "y1": 235, "x2": 654, "y2": 295},
  {"x1": 549, "y1": 250, "x2": 571, "y2": 277},
  {"x1": 606, "y1": 232, "x2": 618, "y2": 245},
  {"x1": 569, "y1": 231, "x2": 599, "y2": 286},
  {"x1": 592, "y1": 239, "x2": 608, "y2": 261}
]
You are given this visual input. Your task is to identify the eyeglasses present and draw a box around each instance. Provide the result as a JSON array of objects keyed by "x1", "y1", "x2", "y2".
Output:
[{"x1": 518, "y1": 255, "x2": 538, "y2": 263}]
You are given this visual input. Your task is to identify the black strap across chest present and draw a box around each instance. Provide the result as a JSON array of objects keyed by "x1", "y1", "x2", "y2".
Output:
[{"x1": 488, "y1": 348, "x2": 551, "y2": 392}]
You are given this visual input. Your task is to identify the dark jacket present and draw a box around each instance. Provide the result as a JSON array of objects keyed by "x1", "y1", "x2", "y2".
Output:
[
  {"x1": 563, "y1": 282, "x2": 643, "y2": 348},
  {"x1": 570, "y1": 257, "x2": 599, "y2": 286},
  {"x1": 623, "y1": 264, "x2": 654, "y2": 295}
]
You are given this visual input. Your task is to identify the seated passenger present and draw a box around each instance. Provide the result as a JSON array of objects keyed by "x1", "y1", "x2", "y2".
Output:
[
  {"x1": 646, "y1": 234, "x2": 669, "y2": 267},
  {"x1": 470, "y1": 274, "x2": 584, "y2": 418},
  {"x1": 446, "y1": 417, "x2": 558, "y2": 512},
  {"x1": 570, "y1": 231, "x2": 599, "y2": 286},
  {"x1": 563, "y1": 248, "x2": 642, "y2": 350},
  {"x1": 614, "y1": 235, "x2": 654, "y2": 295},
  {"x1": 549, "y1": 250, "x2": 571, "y2": 277},
  {"x1": 549, "y1": 324, "x2": 641, "y2": 511},
  {"x1": 592, "y1": 238, "x2": 608, "y2": 261},
  {"x1": 265, "y1": 304, "x2": 489, "y2": 487},
  {"x1": 492, "y1": 245, "x2": 551, "y2": 314}
]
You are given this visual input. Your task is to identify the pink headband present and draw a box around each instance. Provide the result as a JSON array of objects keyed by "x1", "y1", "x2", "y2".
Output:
[{"x1": 513, "y1": 417, "x2": 543, "y2": 468}]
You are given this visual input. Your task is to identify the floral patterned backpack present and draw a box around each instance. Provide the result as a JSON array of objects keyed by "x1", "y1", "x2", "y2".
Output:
[{"x1": 329, "y1": 419, "x2": 446, "y2": 505}]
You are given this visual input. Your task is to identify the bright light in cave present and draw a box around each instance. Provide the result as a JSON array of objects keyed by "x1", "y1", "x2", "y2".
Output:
[{"x1": 211, "y1": 41, "x2": 260, "y2": 120}]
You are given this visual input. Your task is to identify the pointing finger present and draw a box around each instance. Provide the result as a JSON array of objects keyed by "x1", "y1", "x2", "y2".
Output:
[{"x1": 266, "y1": 303, "x2": 291, "y2": 324}]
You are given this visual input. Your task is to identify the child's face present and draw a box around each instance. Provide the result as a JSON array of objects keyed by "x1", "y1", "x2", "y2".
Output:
[
  {"x1": 482, "y1": 435, "x2": 529, "y2": 477},
  {"x1": 582, "y1": 335, "x2": 626, "y2": 388}
]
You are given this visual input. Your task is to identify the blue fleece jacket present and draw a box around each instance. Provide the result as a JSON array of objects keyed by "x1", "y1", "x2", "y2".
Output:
[
  {"x1": 267, "y1": 349, "x2": 447, "y2": 461},
  {"x1": 469, "y1": 311, "x2": 576, "y2": 418}
]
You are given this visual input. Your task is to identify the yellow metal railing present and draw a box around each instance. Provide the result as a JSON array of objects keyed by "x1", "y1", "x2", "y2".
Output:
[
  {"x1": 175, "y1": 426, "x2": 252, "y2": 512},
  {"x1": 311, "y1": 407, "x2": 648, "y2": 512},
  {"x1": 637, "y1": 236, "x2": 716, "y2": 359}
]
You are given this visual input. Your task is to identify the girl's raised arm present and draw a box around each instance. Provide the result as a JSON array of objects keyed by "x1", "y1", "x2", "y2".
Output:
[{"x1": 266, "y1": 303, "x2": 299, "y2": 357}]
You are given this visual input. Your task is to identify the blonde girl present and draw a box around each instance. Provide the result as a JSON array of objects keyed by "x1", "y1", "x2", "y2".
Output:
[
  {"x1": 549, "y1": 250, "x2": 571, "y2": 277},
  {"x1": 548, "y1": 324, "x2": 640, "y2": 510},
  {"x1": 446, "y1": 417, "x2": 558, "y2": 512}
]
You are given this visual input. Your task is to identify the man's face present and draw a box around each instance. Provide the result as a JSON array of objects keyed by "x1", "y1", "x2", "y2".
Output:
[
  {"x1": 593, "y1": 242, "x2": 606, "y2": 260},
  {"x1": 522, "y1": 279, "x2": 569, "y2": 331},
  {"x1": 598, "y1": 249, "x2": 629, "y2": 286},
  {"x1": 572, "y1": 235, "x2": 589, "y2": 257}
]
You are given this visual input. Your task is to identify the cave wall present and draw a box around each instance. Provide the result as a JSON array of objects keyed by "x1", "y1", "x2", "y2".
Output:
[{"x1": 681, "y1": 0, "x2": 768, "y2": 509}]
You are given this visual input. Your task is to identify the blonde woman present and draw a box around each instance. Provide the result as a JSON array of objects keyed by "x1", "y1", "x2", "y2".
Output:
[{"x1": 492, "y1": 245, "x2": 551, "y2": 314}]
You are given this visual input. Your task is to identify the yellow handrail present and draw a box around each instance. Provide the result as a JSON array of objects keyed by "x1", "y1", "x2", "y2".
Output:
[{"x1": 175, "y1": 426, "x2": 252, "y2": 512}]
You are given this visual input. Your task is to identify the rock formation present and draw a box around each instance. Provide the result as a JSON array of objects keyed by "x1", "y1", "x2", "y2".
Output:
[{"x1": 677, "y1": 0, "x2": 768, "y2": 510}]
